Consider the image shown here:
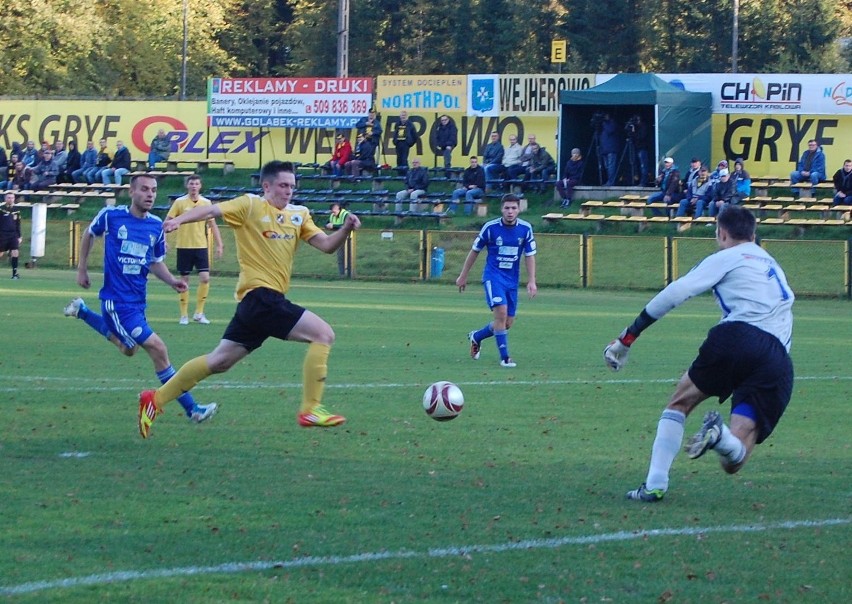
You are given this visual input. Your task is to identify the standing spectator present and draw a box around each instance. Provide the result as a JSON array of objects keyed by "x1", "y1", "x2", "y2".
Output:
[
  {"x1": 0, "y1": 192, "x2": 22, "y2": 279},
  {"x1": 831, "y1": 159, "x2": 852, "y2": 207},
  {"x1": 0, "y1": 154, "x2": 19, "y2": 189},
  {"x1": 646, "y1": 157, "x2": 681, "y2": 215},
  {"x1": 731, "y1": 158, "x2": 751, "y2": 202},
  {"x1": 137, "y1": 160, "x2": 362, "y2": 438},
  {"x1": 676, "y1": 166, "x2": 712, "y2": 218},
  {"x1": 435, "y1": 115, "x2": 458, "y2": 177},
  {"x1": 708, "y1": 169, "x2": 736, "y2": 218},
  {"x1": 21, "y1": 141, "x2": 38, "y2": 167},
  {"x1": 631, "y1": 114, "x2": 651, "y2": 185},
  {"x1": 63, "y1": 174, "x2": 217, "y2": 430},
  {"x1": 501, "y1": 134, "x2": 524, "y2": 184},
  {"x1": 102, "y1": 140, "x2": 131, "y2": 185},
  {"x1": 556, "y1": 148, "x2": 584, "y2": 209},
  {"x1": 456, "y1": 194, "x2": 537, "y2": 369},
  {"x1": 73, "y1": 141, "x2": 98, "y2": 183},
  {"x1": 30, "y1": 149, "x2": 60, "y2": 189},
  {"x1": 148, "y1": 128, "x2": 172, "y2": 169},
  {"x1": 790, "y1": 139, "x2": 826, "y2": 188},
  {"x1": 606, "y1": 206, "x2": 794, "y2": 503},
  {"x1": 482, "y1": 131, "x2": 505, "y2": 185},
  {"x1": 394, "y1": 157, "x2": 429, "y2": 212},
  {"x1": 58, "y1": 140, "x2": 80, "y2": 184},
  {"x1": 325, "y1": 202, "x2": 351, "y2": 276},
  {"x1": 345, "y1": 133, "x2": 376, "y2": 177},
  {"x1": 524, "y1": 143, "x2": 556, "y2": 194},
  {"x1": 600, "y1": 113, "x2": 620, "y2": 186},
  {"x1": 89, "y1": 139, "x2": 111, "y2": 184},
  {"x1": 449, "y1": 156, "x2": 486, "y2": 215},
  {"x1": 392, "y1": 111, "x2": 418, "y2": 174},
  {"x1": 167, "y1": 174, "x2": 224, "y2": 326},
  {"x1": 355, "y1": 109, "x2": 382, "y2": 148}
]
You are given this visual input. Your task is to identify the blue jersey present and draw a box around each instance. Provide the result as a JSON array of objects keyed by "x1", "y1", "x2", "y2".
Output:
[
  {"x1": 86, "y1": 206, "x2": 166, "y2": 305},
  {"x1": 472, "y1": 217, "x2": 536, "y2": 288}
]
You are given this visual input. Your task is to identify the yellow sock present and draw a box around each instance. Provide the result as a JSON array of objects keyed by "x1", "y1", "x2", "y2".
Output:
[
  {"x1": 155, "y1": 356, "x2": 211, "y2": 408},
  {"x1": 179, "y1": 290, "x2": 189, "y2": 318},
  {"x1": 196, "y1": 281, "x2": 210, "y2": 315},
  {"x1": 300, "y1": 343, "x2": 330, "y2": 414}
]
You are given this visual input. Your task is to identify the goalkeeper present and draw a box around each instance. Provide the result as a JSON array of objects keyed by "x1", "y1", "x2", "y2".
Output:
[{"x1": 604, "y1": 205, "x2": 795, "y2": 502}]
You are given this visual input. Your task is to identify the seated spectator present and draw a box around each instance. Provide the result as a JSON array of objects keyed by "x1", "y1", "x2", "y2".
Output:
[
  {"x1": 681, "y1": 157, "x2": 702, "y2": 199},
  {"x1": 30, "y1": 149, "x2": 60, "y2": 188},
  {"x1": 0, "y1": 146, "x2": 7, "y2": 170},
  {"x1": 58, "y1": 140, "x2": 80, "y2": 184},
  {"x1": 345, "y1": 133, "x2": 376, "y2": 177},
  {"x1": 708, "y1": 159, "x2": 728, "y2": 189},
  {"x1": 708, "y1": 168, "x2": 735, "y2": 217},
  {"x1": 35, "y1": 141, "x2": 51, "y2": 165},
  {"x1": 435, "y1": 115, "x2": 457, "y2": 177},
  {"x1": 0, "y1": 154, "x2": 19, "y2": 189},
  {"x1": 147, "y1": 128, "x2": 172, "y2": 169},
  {"x1": 323, "y1": 134, "x2": 352, "y2": 177},
  {"x1": 676, "y1": 166, "x2": 711, "y2": 217},
  {"x1": 507, "y1": 135, "x2": 536, "y2": 181},
  {"x1": 500, "y1": 134, "x2": 523, "y2": 185},
  {"x1": 449, "y1": 156, "x2": 486, "y2": 215},
  {"x1": 646, "y1": 157, "x2": 681, "y2": 215},
  {"x1": 731, "y1": 157, "x2": 751, "y2": 202},
  {"x1": 21, "y1": 141, "x2": 38, "y2": 167},
  {"x1": 524, "y1": 143, "x2": 555, "y2": 193},
  {"x1": 10, "y1": 161, "x2": 31, "y2": 190},
  {"x1": 831, "y1": 159, "x2": 852, "y2": 207},
  {"x1": 482, "y1": 132, "x2": 504, "y2": 185},
  {"x1": 394, "y1": 157, "x2": 429, "y2": 212},
  {"x1": 89, "y1": 139, "x2": 111, "y2": 184},
  {"x1": 555, "y1": 148, "x2": 584, "y2": 209},
  {"x1": 73, "y1": 141, "x2": 98, "y2": 183},
  {"x1": 53, "y1": 141, "x2": 68, "y2": 174},
  {"x1": 101, "y1": 140, "x2": 131, "y2": 185},
  {"x1": 790, "y1": 139, "x2": 826, "y2": 188}
]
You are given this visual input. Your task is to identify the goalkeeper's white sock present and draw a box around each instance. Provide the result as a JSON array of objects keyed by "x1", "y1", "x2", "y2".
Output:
[
  {"x1": 713, "y1": 423, "x2": 746, "y2": 465},
  {"x1": 645, "y1": 409, "x2": 685, "y2": 492}
]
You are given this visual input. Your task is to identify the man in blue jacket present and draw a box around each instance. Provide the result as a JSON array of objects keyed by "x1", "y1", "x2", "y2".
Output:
[{"x1": 790, "y1": 140, "x2": 826, "y2": 188}]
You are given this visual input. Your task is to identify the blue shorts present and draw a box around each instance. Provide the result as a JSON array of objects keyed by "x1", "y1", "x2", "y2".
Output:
[
  {"x1": 688, "y1": 321, "x2": 794, "y2": 444},
  {"x1": 102, "y1": 300, "x2": 154, "y2": 349},
  {"x1": 483, "y1": 280, "x2": 518, "y2": 317}
]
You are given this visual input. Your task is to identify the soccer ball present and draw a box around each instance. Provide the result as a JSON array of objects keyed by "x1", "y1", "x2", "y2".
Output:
[{"x1": 422, "y1": 381, "x2": 464, "y2": 421}]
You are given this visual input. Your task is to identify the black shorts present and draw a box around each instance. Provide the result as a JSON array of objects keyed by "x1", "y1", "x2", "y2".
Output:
[
  {"x1": 222, "y1": 287, "x2": 306, "y2": 352},
  {"x1": 0, "y1": 233, "x2": 19, "y2": 253},
  {"x1": 176, "y1": 248, "x2": 210, "y2": 275},
  {"x1": 688, "y1": 321, "x2": 794, "y2": 444}
]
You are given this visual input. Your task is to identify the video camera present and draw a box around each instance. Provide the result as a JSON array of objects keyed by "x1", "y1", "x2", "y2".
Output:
[{"x1": 590, "y1": 111, "x2": 607, "y2": 131}]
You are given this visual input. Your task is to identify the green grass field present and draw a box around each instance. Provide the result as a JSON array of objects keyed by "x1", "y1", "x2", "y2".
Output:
[{"x1": 1, "y1": 270, "x2": 850, "y2": 602}]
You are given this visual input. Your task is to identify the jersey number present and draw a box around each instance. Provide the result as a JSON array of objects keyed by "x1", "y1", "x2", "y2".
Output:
[{"x1": 767, "y1": 267, "x2": 790, "y2": 301}]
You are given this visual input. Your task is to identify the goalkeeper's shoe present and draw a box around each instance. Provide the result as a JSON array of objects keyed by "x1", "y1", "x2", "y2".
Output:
[
  {"x1": 63, "y1": 297, "x2": 87, "y2": 318},
  {"x1": 626, "y1": 483, "x2": 665, "y2": 502},
  {"x1": 468, "y1": 331, "x2": 481, "y2": 360},
  {"x1": 138, "y1": 389, "x2": 161, "y2": 439},
  {"x1": 685, "y1": 410, "x2": 723, "y2": 459},
  {"x1": 190, "y1": 402, "x2": 218, "y2": 424},
  {"x1": 298, "y1": 405, "x2": 346, "y2": 428}
]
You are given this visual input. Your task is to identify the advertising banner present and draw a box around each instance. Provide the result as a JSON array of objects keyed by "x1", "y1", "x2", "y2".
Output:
[{"x1": 376, "y1": 75, "x2": 465, "y2": 112}]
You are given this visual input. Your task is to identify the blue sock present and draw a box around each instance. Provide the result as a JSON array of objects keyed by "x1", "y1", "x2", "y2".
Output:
[
  {"x1": 474, "y1": 323, "x2": 494, "y2": 343},
  {"x1": 157, "y1": 365, "x2": 196, "y2": 415},
  {"x1": 494, "y1": 330, "x2": 509, "y2": 360},
  {"x1": 78, "y1": 304, "x2": 112, "y2": 340}
]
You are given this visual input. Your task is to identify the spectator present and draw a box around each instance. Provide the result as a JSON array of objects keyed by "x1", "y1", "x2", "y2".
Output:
[
  {"x1": 148, "y1": 128, "x2": 171, "y2": 169},
  {"x1": 345, "y1": 133, "x2": 376, "y2": 177},
  {"x1": 482, "y1": 131, "x2": 504, "y2": 185},
  {"x1": 676, "y1": 166, "x2": 712, "y2": 218},
  {"x1": 102, "y1": 140, "x2": 131, "y2": 185},
  {"x1": 556, "y1": 148, "x2": 584, "y2": 209},
  {"x1": 682, "y1": 157, "x2": 702, "y2": 199},
  {"x1": 325, "y1": 202, "x2": 351, "y2": 276},
  {"x1": 435, "y1": 115, "x2": 458, "y2": 177},
  {"x1": 831, "y1": 159, "x2": 852, "y2": 207},
  {"x1": 21, "y1": 141, "x2": 38, "y2": 167},
  {"x1": 30, "y1": 148, "x2": 60, "y2": 189},
  {"x1": 510, "y1": 134, "x2": 538, "y2": 181},
  {"x1": 500, "y1": 134, "x2": 524, "y2": 184},
  {"x1": 10, "y1": 161, "x2": 31, "y2": 190},
  {"x1": 524, "y1": 143, "x2": 556, "y2": 194},
  {"x1": 394, "y1": 157, "x2": 429, "y2": 212},
  {"x1": 708, "y1": 159, "x2": 728, "y2": 190},
  {"x1": 790, "y1": 139, "x2": 826, "y2": 188},
  {"x1": 708, "y1": 168, "x2": 736, "y2": 218},
  {"x1": 731, "y1": 157, "x2": 751, "y2": 202},
  {"x1": 53, "y1": 141, "x2": 68, "y2": 172},
  {"x1": 392, "y1": 111, "x2": 418, "y2": 174},
  {"x1": 630, "y1": 114, "x2": 651, "y2": 185},
  {"x1": 600, "y1": 113, "x2": 620, "y2": 186},
  {"x1": 58, "y1": 140, "x2": 80, "y2": 184},
  {"x1": 0, "y1": 146, "x2": 7, "y2": 170},
  {"x1": 73, "y1": 141, "x2": 98, "y2": 183},
  {"x1": 0, "y1": 154, "x2": 19, "y2": 189},
  {"x1": 0, "y1": 191, "x2": 22, "y2": 279},
  {"x1": 323, "y1": 133, "x2": 352, "y2": 177},
  {"x1": 647, "y1": 157, "x2": 681, "y2": 215},
  {"x1": 89, "y1": 139, "x2": 112, "y2": 184},
  {"x1": 449, "y1": 156, "x2": 486, "y2": 215},
  {"x1": 355, "y1": 109, "x2": 382, "y2": 148},
  {"x1": 35, "y1": 141, "x2": 52, "y2": 165}
]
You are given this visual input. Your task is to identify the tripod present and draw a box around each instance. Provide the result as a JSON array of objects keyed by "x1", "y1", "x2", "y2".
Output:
[
  {"x1": 616, "y1": 137, "x2": 637, "y2": 186},
  {"x1": 585, "y1": 130, "x2": 603, "y2": 186}
]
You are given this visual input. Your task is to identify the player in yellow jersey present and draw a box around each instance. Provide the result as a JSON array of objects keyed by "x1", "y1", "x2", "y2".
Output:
[
  {"x1": 137, "y1": 160, "x2": 361, "y2": 438},
  {"x1": 167, "y1": 174, "x2": 224, "y2": 325}
]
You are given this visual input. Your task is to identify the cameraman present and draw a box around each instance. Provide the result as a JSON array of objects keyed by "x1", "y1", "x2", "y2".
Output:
[
  {"x1": 626, "y1": 115, "x2": 650, "y2": 186},
  {"x1": 600, "y1": 113, "x2": 620, "y2": 186}
]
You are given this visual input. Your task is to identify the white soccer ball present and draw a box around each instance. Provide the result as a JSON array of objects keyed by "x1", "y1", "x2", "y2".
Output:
[{"x1": 422, "y1": 381, "x2": 464, "y2": 421}]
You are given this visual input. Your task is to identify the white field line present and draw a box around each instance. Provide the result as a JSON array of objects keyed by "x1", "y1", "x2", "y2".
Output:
[
  {"x1": 0, "y1": 374, "x2": 849, "y2": 393},
  {"x1": 1, "y1": 518, "x2": 848, "y2": 596}
]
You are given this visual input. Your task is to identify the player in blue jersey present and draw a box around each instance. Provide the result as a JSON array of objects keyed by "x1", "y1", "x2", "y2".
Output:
[
  {"x1": 456, "y1": 194, "x2": 537, "y2": 368},
  {"x1": 603, "y1": 205, "x2": 795, "y2": 502},
  {"x1": 63, "y1": 174, "x2": 217, "y2": 428}
]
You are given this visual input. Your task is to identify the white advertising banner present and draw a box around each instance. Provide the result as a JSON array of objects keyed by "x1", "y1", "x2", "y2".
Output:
[{"x1": 207, "y1": 77, "x2": 373, "y2": 128}]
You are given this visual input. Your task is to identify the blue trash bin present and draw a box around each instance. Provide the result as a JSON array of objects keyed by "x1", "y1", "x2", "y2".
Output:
[{"x1": 430, "y1": 247, "x2": 445, "y2": 278}]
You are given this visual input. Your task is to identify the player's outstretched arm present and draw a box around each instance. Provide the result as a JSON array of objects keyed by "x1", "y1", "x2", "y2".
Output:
[
  {"x1": 164, "y1": 204, "x2": 222, "y2": 233},
  {"x1": 603, "y1": 309, "x2": 657, "y2": 372},
  {"x1": 149, "y1": 261, "x2": 188, "y2": 293},
  {"x1": 309, "y1": 213, "x2": 361, "y2": 254}
]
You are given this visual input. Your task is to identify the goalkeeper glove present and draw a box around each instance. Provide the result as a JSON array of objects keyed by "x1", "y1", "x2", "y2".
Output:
[{"x1": 603, "y1": 329, "x2": 636, "y2": 372}]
